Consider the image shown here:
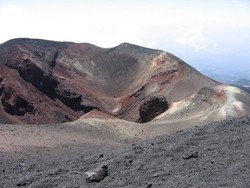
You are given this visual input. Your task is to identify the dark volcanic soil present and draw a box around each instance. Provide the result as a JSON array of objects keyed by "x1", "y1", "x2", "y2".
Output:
[{"x1": 1, "y1": 116, "x2": 249, "y2": 188}]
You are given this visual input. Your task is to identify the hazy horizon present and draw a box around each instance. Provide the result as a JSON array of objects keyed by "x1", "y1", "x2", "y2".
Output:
[{"x1": 1, "y1": 0, "x2": 250, "y2": 81}]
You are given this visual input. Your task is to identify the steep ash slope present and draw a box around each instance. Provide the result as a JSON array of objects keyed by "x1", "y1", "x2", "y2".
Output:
[
  {"x1": 153, "y1": 85, "x2": 250, "y2": 124},
  {"x1": 0, "y1": 38, "x2": 217, "y2": 124}
]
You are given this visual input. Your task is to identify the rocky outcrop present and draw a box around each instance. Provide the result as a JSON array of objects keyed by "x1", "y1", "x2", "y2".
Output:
[
  {"x1": 139, "y1": 96, "x2": 169, "y2": 122},
  {"x1": 17, "y1": 59, "x2": 59, "y2": 100},
  {"x1": 0, "y1": 86, "x2": 34, "y2": 116},
  {"x1": 11, "y1": 58, "x2": 98, "y2": 113}
]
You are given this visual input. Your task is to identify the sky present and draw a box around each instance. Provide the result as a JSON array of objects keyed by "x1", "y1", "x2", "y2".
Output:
[{"x1": 0, "y1": 0, "x2": 250, "y2": 81}]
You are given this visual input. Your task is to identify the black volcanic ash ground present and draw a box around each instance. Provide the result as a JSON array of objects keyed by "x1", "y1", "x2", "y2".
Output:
[{"x1": 1, "y1": 116, "x2": 250, "y2": 187}]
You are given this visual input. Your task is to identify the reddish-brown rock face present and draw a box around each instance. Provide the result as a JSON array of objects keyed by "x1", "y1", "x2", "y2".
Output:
[{"x1": 0, "y1": 38, "x2": 217, "y2": 124}]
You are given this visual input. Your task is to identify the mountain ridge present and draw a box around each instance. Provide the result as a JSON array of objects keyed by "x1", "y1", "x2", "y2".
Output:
[{"x1": 0, "y1": 38, "x2": 247, "y2": 125}]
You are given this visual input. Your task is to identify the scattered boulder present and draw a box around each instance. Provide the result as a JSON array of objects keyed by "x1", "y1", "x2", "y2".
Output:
[
  {"x1": 139, "y1": 96, "x2": 169, "y2": 122},
  {"x1": 182, "y1": 148, "x2": 198, "y2": 159},
  {"x1": 86, "y1": 165, "x2": 109, "y2": 183},
  {"x1": 16, "y1": 175, "x2": 34, "y2": 187},
  {"x1": 146, "y1": 183, "x2": 153, "y2": 188}
]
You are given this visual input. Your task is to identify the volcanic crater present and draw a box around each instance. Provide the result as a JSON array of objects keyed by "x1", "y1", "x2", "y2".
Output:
[{"x1": 0, "y1": 38, "x2": 249, "y2": 126}]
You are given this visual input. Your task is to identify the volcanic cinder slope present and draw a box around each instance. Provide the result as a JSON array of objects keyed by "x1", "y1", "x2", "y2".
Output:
[
  {"x1": 0, "y1": 38, "x2": 250, "y2": 140},
  {"x1": 0, "y1": 38, "x2": 231, "y2": 124}
]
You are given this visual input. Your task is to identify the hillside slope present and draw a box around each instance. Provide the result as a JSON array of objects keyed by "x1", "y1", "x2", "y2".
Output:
[{"x1": 0, "y1": 38, "x2": 217, "y2": 124}]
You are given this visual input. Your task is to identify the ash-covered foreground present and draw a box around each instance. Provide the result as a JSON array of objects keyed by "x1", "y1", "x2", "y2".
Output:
[{"x1": 1, "y1": 116, "x2": 250, "y2": 187}]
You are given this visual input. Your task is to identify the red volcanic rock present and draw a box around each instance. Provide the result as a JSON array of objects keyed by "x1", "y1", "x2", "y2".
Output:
[
  {"x1": 1, "y1": 86, "x2": 34, "y2": 116},
  {"x1": 0, "y1": 38, "x2": 217, "y2": 124}
]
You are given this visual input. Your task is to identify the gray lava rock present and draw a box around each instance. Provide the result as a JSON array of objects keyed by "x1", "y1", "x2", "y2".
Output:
[
  {"x1": 182, "y1": 148, "x2": 198, "y2": 159},
  {"x1": 86, "y1": 165, "x2": 108, "y2": 183},
  {"x1": 16, "y1": 175, "x2": 34, "y2": 187}
]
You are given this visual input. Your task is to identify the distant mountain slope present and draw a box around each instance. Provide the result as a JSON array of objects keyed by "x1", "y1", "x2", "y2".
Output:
[
  {"x1": 231, "y1": 79, "x2": 250, "y2": 93},
  {"x1": 201, "y1": 71, "x2": 250, "y2": 94},
  {"x1": 0, "y1": 38, "x2": 217, "y2": 124}
]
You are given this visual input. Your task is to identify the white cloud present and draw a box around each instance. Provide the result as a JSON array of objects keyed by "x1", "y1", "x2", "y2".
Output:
[
  {"x1": 0, "y1": 1, "x2": 249, "y2": 51},
  {"x1": 175, "y1": 25, "x2": 212, "y2": 50},
  {"x1": 0, "y1": 3, "x2": 158, "y2": 48},
  {"x1": 0, "y1": 4, "x2": 29, "y2": 43}
]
